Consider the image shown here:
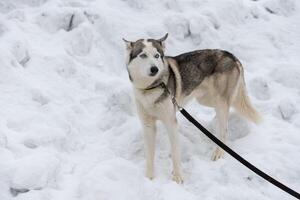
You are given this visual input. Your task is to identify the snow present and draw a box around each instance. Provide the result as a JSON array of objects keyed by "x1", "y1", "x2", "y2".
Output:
[{"x1": 0, "y1": 0, "x2": 300, "y2": 199}]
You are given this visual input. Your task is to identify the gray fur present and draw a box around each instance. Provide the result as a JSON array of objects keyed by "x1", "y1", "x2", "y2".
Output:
[
  {"x1": 147, "y1": 39, "x2": 165, "y2": 59},
  {"x1": 170, "y1": 49, "x2": 239, "y2": 96},
  {"x1": 126, "y1": 39, "x2": 145, "y2": 81},
  {"x1": 129, "y1": 39, "x2": 145, "y2": 63}
]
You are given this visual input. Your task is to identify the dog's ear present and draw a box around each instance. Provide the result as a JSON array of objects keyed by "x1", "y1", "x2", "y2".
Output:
[
  {"x1": 157, "y1": 33, "x2": 168, "y2": 49},
  {"x1": 122, "y1": 38, "x2": 133, "y2": 50}
]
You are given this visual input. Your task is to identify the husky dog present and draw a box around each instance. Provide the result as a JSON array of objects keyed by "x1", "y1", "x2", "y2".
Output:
[{"x1": 123, "y1": 33, "x2": 261, "y2": 183}]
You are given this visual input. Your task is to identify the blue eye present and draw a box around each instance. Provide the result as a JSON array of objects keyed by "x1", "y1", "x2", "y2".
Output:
[
  {"x1": 140, "y1": 53, "x2": 147, "y2": 58},
  {"x1": 154, "y1": 54, "x2": 160, "y2": 58}
]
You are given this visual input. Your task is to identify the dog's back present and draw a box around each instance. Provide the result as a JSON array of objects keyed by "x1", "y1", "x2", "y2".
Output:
[{"x1": 170, "y1": 49, "x2": 239, "y2": 95}]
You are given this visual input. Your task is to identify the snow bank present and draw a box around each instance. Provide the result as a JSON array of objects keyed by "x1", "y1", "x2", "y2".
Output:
[{"x1": 0, "y1": 0, "x2": 300, "y2": 199}]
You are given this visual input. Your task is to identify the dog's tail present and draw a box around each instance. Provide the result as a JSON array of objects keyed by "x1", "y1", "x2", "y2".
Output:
[{"x1": 233, "y1": 76, "x2": 262, "y2": 124}]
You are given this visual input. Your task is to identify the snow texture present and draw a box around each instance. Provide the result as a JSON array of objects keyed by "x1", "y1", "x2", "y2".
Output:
[{"x1": 0, "y1": 0, "x2": 300, "y2": 199}]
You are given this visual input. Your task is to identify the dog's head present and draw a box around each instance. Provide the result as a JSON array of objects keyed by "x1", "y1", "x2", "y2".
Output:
[{"x1": 123, "y1": 33, "x2": 168, "y2": 89}]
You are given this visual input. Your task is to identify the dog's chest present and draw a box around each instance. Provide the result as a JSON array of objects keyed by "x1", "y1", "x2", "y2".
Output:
[
  {"x1": 135, "y1": 89, "x2": 170, "y2": 115},
  {"x1": 136, "y1": 90, "x2": 161, "y2": 106}
]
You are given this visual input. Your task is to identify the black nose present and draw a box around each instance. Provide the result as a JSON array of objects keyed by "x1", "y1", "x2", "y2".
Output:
[{"x1": 150, "y1": 66, "x2": 158, "y2": 76}]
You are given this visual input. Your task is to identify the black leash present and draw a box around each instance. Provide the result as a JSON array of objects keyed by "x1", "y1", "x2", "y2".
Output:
[
  {"x1": 180, "y1": 108, "x2": 300, "y2": 199},
  {"x1": 160, "y1": 83, "x2": 300, "y2": 199}
]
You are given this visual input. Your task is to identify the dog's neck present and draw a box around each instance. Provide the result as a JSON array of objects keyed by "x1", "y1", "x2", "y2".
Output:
[
  {"x1": 136, "y1": 59, "x2": 177, "y2": 104},
  {"x1": 144, "y1": 77, "x2": 167, "y2": 91}
]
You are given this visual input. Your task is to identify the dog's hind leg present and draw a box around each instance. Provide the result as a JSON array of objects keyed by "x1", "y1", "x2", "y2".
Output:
[{"x1": 211, "y1": 98, "x2": 230, "y2": 161}]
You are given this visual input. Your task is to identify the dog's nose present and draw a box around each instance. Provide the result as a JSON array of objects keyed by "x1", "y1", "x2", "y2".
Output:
[{"x1": 150, "y1": 66, "x2": 159, "y2": 76}]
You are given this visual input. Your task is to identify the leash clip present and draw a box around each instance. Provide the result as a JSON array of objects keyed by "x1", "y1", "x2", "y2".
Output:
[
  {"x1": 171, "y1": 95, "x2": 182, "y2": 110},
  {"x1": 160, "y1": 83, "x2": 182, "y2": 110}
]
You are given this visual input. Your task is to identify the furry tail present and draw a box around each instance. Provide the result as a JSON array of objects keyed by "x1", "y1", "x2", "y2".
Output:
[{"x1": 234, "y1": 81, "x2": 262, "y2": 124}]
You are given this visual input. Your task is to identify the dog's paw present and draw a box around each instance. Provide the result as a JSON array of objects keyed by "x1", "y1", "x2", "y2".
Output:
[
  {"x1": 146, "y1": 170, "x2": 154, "y2": 180},
  {"x1": 172, "y1": 173, "x2": 184, "y2": 184},
  {"x1": 211, "y1": 147, "x2": 224, "y2": 161}
]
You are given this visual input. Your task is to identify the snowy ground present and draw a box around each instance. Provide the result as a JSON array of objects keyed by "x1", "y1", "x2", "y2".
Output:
[{"x1": 0, "y1": 0, "x2": 300, "y2": 199}]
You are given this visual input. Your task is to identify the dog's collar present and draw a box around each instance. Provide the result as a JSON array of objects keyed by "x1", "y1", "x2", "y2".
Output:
[{"x1": 144, "y1": 79, "x2": 165, "y2": 91}]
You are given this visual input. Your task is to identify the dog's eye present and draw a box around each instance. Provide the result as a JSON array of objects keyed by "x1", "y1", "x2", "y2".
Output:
[
  {"x1": 140, "y1": 53, "x2": 147, "y2": 58},
  {"x1": 154, "y1": 54, "x2": 160, "y2": 59}
]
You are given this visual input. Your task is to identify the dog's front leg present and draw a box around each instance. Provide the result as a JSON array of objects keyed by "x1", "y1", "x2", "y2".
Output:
[
  {"x1": 165, "y1": 118, "x2": 184, "y2": 183},
  {"x1": 162, "y1": 105, "x2": 184, "y2": 183},
  {"x1": 136, "y1": 102, "x2": 157, "y2": 180},
  {"x1": 142, "y1": 119, "x2": 156, "y2": 180}
]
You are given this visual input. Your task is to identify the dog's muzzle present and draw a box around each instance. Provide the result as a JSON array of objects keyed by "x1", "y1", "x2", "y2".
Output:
[{"x1": 149, "y1": 66, "x2": 159, "y2": 76}]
